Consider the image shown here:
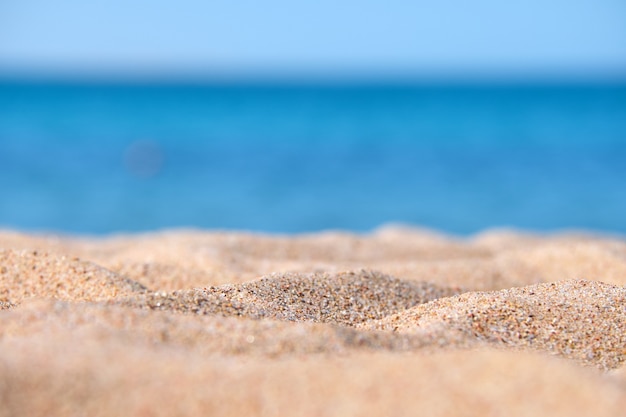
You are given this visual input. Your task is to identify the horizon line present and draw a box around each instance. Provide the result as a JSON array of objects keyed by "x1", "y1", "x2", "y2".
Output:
[{"x1": 1, "y1": 67, "x2": 626, "y2": 86}]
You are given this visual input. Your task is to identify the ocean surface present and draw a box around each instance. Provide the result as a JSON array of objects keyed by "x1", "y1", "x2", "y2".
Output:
[{"x1": 1, "y1": 81, "x2": 625, "y2": 235}]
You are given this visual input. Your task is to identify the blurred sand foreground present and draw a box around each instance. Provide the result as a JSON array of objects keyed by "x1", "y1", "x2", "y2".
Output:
[{"x1": 1, "y1": 226, "x2": 625, "y2": 416}]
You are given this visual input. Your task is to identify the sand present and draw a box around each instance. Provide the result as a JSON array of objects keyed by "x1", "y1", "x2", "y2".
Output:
[{"x1": 1, "y1": 226, "x2": 625, "y2": 416}]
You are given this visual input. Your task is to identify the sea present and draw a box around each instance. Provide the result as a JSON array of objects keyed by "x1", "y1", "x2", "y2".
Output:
[{"x1": 1, "y1": 80, "x2": 625, "y2": 236}]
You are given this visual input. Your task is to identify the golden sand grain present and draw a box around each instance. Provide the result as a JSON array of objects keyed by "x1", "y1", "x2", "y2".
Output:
[
  {"x1": 0, "y1": 228, "x2": 625, "y2": 416},
  {"x1": 368, "y1": 279, "x2": 626, "y2": 370},
  {"x1": 0, "y1": 249, "x2": 146, "y2": 304},
  {"x1": 118, "y1": 270, "x2": 461, "y2": 325}
]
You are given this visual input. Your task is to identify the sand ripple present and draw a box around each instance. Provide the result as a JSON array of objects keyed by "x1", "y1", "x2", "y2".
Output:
[{"x1": 370, "y1": 279, "x2": 626, "y2": 369}]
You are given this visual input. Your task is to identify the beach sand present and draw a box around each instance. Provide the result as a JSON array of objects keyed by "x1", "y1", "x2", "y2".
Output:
[{"x1": 1, "y1": 226, "x2": 625, "y2": 416}]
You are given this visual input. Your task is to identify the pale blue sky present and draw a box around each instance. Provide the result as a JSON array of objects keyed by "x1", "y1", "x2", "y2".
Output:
[{"x1": 1, "y1": 0, "x2": 625, "y2": 79}]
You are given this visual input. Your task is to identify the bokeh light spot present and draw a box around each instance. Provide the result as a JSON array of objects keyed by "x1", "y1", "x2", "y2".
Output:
[{"x1": 123, "y1": 140, "x2": 165, "y2": 179}]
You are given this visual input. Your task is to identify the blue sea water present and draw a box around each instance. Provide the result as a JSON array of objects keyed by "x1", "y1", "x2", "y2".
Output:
[{"x1": 0, "y1": 81, "x2": 625, "y2": 235}]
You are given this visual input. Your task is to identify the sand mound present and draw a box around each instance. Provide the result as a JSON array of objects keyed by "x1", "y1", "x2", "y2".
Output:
[
  {"x1": 120, "y1": 270, "x2": 461, "y2": 326},
  {"x1": 370, "y1": 280, "x2": 626, "y2": 369},
  {"x1": 0, "y1": 249, "x2": 147, "y2": 304}
]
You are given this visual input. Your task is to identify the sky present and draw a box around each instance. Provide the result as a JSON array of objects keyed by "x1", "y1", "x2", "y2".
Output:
[{"x1": 1, "y1": 0, "x2": 626, "y2": 80}]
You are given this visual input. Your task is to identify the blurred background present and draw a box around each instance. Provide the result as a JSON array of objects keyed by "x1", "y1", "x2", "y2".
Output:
[{"x1": 1, "y1": 0, "x2": 625, "y2": 235}]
